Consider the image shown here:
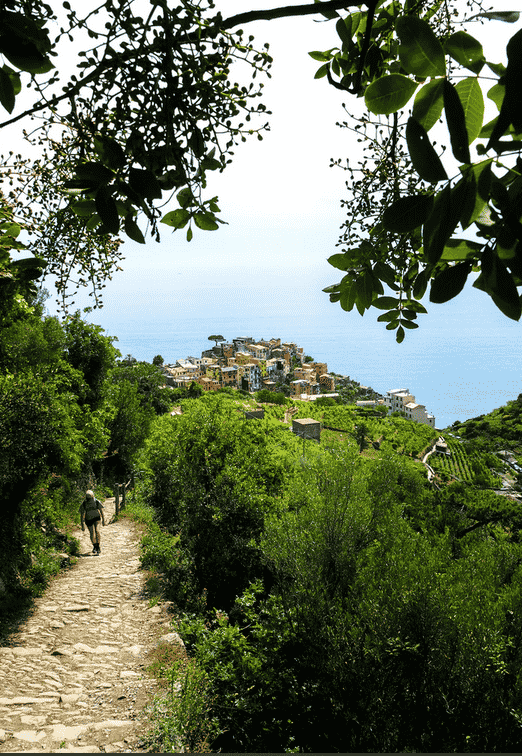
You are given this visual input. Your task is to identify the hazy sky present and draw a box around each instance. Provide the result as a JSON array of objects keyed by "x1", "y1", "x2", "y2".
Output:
[{"x1": 52, "y1": 0, "x2": 516, "y2": 295}]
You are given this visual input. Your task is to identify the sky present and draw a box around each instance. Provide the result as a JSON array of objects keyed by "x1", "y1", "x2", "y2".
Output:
[{"x1": 10, "y1": 0, "x2": 522, "y2": 423}]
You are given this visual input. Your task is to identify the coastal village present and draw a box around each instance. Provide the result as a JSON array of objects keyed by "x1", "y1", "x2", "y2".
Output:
[{"x1": 161, "y1": 335, "x2": 436, "y2": 427}]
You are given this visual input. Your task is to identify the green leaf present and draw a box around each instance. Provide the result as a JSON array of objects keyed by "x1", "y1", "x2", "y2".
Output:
[
  {"x1": 338, "y1": 279, "x2": 357, "y2": 312},
  {"x1": 86, "y1": 214, "x2": 101, "y2": 230},
  {"x1": 94, "y1": 135, "x2": 126, "y2": 171},
  {"x1": 413, "y1": 269, "x2": 429, "y2": 299},
  {"x1": 444, "y1": 80, "x2": 471, "y2": 164},
  {"x1": 193, "y1": 213, "x2": 219, "y2": 231},
  {"x1": 327, "y1": 253, "x2": 350, "y2": 271},
  {"x1": 377, "y1": 310, "x2": 400, "y2": 322},
  {"x1": 459, "y1": 159, "x2": 492, "y2": 228},
  {"x1": 404, "y1": 299, "x2": 428, "y2": 313},
  {"x1": 487, "y1": 83, "x2": 505, "y2": 111},
  {"x1": 473, "y1": 248, "x2": 522, "y2": 320},
  {"x1": 0, "y1": 41, "x2": 53, "y2": 74},
  {"x1": 365, "y1": 74, "x2": 418, "y2": 115},
  {"x1": 396, "y1": 15, "x2": 446, "y2": 77},
  {"x1": 95, "y1": 185, "x2": 119, "y2": 235},
  {"x1": 372, "y1": 296, "x2": 401, "y2": 310},
  {"x1": 455, "y1": 78, "x2": 485, "y2": 145},
  {"x1": 9, "y1": 256, "x2": 46, "y2": 271},
  {"x1": 176, "y1": 188, "x2": 194, "y2": 208},
  {"x1": 441, "y1": 238, "x2": 483, "y2": 260},
  {"x1": 188, "y1": 129, "x2": 205, "y2": 159},
  {"x1": 444, "y1": 31, "x2": 485, "y2": 73},
  {"x1": 129, "y1": 168, "x2": 162, "y2": 201},
  {"x1": 396, "y1": 325, "x2": 405, "y2": 343},
  {"x1": 0, "y1": 67, "x2": 15, "y2": 113},
  {"x1": 382, "y1": 194, "x2": 434, "y2": 233},
  {"x1": 406, "y1": 117, "x2": 448, "y2": 183},
  {"x1": 161, "y1": 209, "x2": 191, "y2": 229},
  {"x1": 430, "y1": 262, "x2": 472, "y2": 302},
  {"x1": 470, "y1": 11, "x2": 519, "y2": 22},
  {"x1": 71, "y1": 200, "x2": 97, "y2": 217},
  {"x1": 423, "y1": 185, "x2": 453, "y2": 264},
  {"x1": 314, "y1": 63, "x2": 329, "y2": 80},
  {"x1": 308, "y1": 50, "x2": 333, "y2": 62},
  {"x1": 75, "y1": 162, "x2": 114, "y2": 187},
  {"x1": 412, "y1": 79, "x2": 445, "y2": 132},
  {"x1": 336, "y1": 17, "x2": 353, "y2": 48},
  {"x1": 373, "y1": 261, "x2": 397, "y2": 287},
  {"x1": 401, "y1": 319, "x2": 419, "y2": 329},
  {"x1": 124, "y1": 214, "x2": 145, "y2": 244}
]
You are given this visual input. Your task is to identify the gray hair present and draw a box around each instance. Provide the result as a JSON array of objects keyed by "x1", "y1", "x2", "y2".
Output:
[{"x1": 86, "y1": 490, "x2": 94, "y2": 499}]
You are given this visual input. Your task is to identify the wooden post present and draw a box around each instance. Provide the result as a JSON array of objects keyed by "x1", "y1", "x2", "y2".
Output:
[
  {"x1": 122, "y1": 483, "x2": 126, "y2": 509},
  {"x1": 115, "y1": 485, "x2": 120, "y2": 516}
]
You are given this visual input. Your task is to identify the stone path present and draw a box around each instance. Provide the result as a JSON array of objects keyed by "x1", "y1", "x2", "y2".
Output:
[{"x1": 0, "y1": 498, "x2": 173, "y2": 753}]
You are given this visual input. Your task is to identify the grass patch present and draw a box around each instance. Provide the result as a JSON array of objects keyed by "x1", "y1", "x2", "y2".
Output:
[{"x1": 144, "y1": 654, "x2": 221, "y2": 753}]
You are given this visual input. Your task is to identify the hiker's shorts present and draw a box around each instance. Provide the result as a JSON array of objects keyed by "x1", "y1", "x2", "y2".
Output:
[{"x1": 86, "y1": 517, "x2": 101, "y2": 544}]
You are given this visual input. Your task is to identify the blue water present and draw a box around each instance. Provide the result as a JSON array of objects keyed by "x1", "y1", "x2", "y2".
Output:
[{"x1": 65, "y1": 258, "x2": 522, "y2": 430}]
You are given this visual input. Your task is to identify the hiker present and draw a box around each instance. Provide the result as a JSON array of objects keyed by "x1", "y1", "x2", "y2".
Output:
[{"x1": 80, "y1": 490, "x2": 106, "y2": 555}]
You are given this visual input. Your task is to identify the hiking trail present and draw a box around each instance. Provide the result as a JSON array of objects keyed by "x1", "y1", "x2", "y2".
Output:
[{"x1": 0, "y1": 497, "x2": 174, "y2": 753}]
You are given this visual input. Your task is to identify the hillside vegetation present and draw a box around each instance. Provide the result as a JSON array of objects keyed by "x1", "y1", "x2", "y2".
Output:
[
  {"x1": 3, "y1": 299, "x2": 522, "y2": 752},
  {"x1": 126, "y1": 390, "x2": 522, "y2": 753},
  {"x1": 0, "y1": 303, "x2": 172, "y2": 632}
]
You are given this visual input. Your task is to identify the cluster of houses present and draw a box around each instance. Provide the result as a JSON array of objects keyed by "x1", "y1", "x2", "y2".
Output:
[
  {"x1": 161, "y1": 338, "x2": 436, "y2": 427},
  {"x1": 162, "y1": 336, "x2": 337, "y2": 395},
  {"x1": 357, "y1": 388, "x2": 436, "y2": 427}
]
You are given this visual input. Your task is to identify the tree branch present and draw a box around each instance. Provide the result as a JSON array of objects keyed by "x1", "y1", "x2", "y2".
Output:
[{"x1": 220, "y1": 0, "x2": 367, "y2": 29}]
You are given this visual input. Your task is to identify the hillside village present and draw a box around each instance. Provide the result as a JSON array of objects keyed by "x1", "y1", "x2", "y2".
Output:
[{"x1": 161, "y1": 335, "x2": 436, "y2": 427}]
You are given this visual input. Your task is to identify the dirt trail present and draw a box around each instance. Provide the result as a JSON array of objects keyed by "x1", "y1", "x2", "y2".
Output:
[{"x1": 0, "y1": 497, "x2": 173, "y2": 753}]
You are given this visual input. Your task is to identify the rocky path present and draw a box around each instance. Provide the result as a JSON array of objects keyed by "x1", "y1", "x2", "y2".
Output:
[{"x1": 0, "y1": 498, "x2": 173, "y2": 753}]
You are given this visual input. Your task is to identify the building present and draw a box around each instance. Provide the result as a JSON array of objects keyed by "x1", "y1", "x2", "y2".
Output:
[
  {"x1": 383, "y1": 388, "x2": 435, "y2": 427},
  {"x1": 292, "y1": 418, "x2": 321, "y2": 441}
]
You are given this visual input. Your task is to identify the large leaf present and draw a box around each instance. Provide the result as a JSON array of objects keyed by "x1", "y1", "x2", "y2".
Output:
[
  {"x1": 412, "y1": 79, "x2": 444, "y2": 132},
  {"x1": 0, "y1": 67, "x2": 15, "y2": 113},
  {"x1": 455, "y1": 78, "x2": 485, "y2": 144},
  {"x1": 444, "y1": 31, "x2": 485, "y2": 74},
  {"x1": 396, "y1": 16, "x2": 446, "y2": 77},
  {"x1": 327, "y1": 253, "x2": 351, "y2": 271},
  {"x1": 193, "y1": 213, "x2": 219, "y2": 231},
  {"x1": 129, "y1": 168, "x2": 162, "y2": 201},
  {"x1": 473, "y1": 248, "x2": 522, "y2": 320},
  {"x1": 161, "y1": 209, "x2": 191, "y2": 229},
  {"x1": 430, "y1": 262, "x2": 472, "y2": 303},
  {"x1": 444, "y1": 80, "x2": 471, "y2": 164},
  {"x1": 469, "y1": 11, "x2": 519, "y2": 22},
  {"x1": 124, "y1": 214, "x2": 145, "y2": 244},
  {"x1": 94, "y1": 135, "x2": 126, "y2": 171},
  {"x1": 71, "y1": 200, "x2": 97, "y2": 217},
  {"x1": 372, "y1": 296, "x2": 401, "y2": 310},
  {"x1": 365, "y1": 74, "x2": 418, "y2": 115},
  {"x1": 406, "y1": 117, "x2": 447, "y2": 183},
  {"x1": 459, "y1": 159, "x2": 492, "y2": 228},
  {"x1": 423, "y1": 185, "x2": 455, "y2": 265},
  {"x1": 382, "y1": 194, "x2": 434, "y2": 233},
  {"x1": 441, "y1": 238, "x2": 483, "y2": 260},
  {"x1": 74, "y1": 162, "x2": 114, "y2": 188},
  {"x1": 95, "y1": 186, "x2": 119, "y2": 234}
]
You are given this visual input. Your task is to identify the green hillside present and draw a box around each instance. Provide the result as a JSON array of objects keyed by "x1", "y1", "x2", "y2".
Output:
[{"x1": 125, "y1": 390, "x2": 522, "y2": 753}]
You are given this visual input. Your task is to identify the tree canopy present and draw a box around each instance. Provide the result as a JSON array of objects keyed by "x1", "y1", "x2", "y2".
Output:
[{"x1": 2, "y1": 0, "x2": 522, "y2": 337}]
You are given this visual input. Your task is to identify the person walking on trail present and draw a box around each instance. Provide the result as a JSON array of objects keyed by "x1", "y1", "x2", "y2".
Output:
[{"x1": 80, "y1": 490, "x2": 106, "y2": 555}]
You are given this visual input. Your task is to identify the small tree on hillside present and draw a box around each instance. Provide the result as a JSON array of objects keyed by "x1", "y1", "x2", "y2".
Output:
[{"x1": 208, "y1": 335, "x2": 225, "y2": 347}]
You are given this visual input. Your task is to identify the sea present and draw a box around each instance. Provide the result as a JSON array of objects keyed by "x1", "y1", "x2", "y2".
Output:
[{"x1": 57, "y1": 257, "x2": 522, "y2": 432}]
